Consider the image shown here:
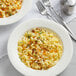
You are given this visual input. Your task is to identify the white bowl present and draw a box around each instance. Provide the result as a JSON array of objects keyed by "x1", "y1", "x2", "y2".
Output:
[
  {"x1": 7, "y1": 18, "x2": 73, "y2": 76},
  {"x1": 0, "y1": 0, "x2": 33, "y2": 25}
]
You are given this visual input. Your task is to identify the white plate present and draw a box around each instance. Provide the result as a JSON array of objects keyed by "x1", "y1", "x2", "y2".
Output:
[
  {"x1": 0, "y1": 0, "x2": 33, "y2": 25},
  {"x1": 7, "y1": 18, "x2": 73, "y2": 76}
]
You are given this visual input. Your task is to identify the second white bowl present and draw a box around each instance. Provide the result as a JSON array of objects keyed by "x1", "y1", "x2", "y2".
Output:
[{"x1": 0, "y1": 0, "x2": 33, "y2": 25}]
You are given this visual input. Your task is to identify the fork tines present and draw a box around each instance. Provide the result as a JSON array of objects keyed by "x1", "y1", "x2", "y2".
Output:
[
  {"x1": 42, "y1": 0, "x2": 49, "y2": 3},
  {"x1": 36, "y1": 1, "x2": 46, "y2": 13}
]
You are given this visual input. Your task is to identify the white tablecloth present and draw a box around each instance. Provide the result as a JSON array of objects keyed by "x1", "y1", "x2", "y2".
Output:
[{"x1": 0, "y1": 0, "x2": 76, "y2": 76}]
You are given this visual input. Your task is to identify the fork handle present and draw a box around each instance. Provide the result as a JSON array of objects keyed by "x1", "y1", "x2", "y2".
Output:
[
  {"x1": 61, "y1": 21, "x2": 76, "y2": 40},
  {"x1": 46, "y1": 13, "x2": 58, "y2": 22}
]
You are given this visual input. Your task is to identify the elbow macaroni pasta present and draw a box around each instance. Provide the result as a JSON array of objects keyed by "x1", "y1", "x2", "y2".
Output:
[
  {"x1": 18, "y1": 28, "x2": 63, "y2": 70},
  {"x1": 0, "y1": 0, "x2": 23, "y2": 18}
]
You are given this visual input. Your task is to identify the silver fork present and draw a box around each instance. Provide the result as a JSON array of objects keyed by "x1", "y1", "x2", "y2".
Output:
[
  {"x1": 36, "y1": 1, "x2": 57, "y2": 22},
  {"x1": 42, "y1": 0, "x2": 64, "y2": 23},
  {"x1": 41, "y1": 0, "x2": 76, "y2": 41}
]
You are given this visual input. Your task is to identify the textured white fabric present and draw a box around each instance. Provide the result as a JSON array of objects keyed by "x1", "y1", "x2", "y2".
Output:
[{"x1": 51, "y1": 0, "x2": 76, "y2": 23}]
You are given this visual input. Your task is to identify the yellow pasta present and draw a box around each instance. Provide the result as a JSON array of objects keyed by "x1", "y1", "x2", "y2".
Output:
[
  {"x1": 0, "y1": 0, "x2": 23, "y2": 18},
  {"x1": 18, "y1": 28, "x2": 63, "y2": 70}
]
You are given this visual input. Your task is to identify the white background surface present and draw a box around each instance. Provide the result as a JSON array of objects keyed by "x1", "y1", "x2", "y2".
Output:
[{"x1": 0, "y1": 0, "x2": 76, "y2": 76}]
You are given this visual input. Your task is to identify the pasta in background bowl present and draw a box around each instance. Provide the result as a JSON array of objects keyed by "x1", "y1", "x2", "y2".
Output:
[
  {"x1": 0, "y1": 0, "x2": 33, "y2": 25},
  {"x1": 8, "y1": 18, "x2": 73, "y2": 76},
  {"x1": 0, "y1": 0, "x2": 23, "y2": 18}
]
